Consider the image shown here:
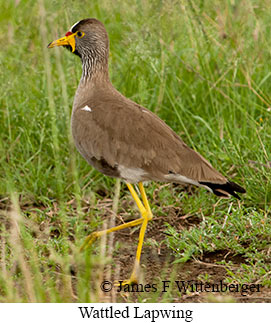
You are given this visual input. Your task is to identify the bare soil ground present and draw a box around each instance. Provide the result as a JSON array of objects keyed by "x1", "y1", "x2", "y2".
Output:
[
  {"x1": 2, "y1": 193, "x2": 270, "y2": 303},
  {"x1": 95, "y1": 201, "x2": 271, "y2": 303}
]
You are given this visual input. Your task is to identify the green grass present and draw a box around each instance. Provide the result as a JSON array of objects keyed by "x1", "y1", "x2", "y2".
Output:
[{"x1": 0, "y1": 0, "x2": 270, "y2": 302}]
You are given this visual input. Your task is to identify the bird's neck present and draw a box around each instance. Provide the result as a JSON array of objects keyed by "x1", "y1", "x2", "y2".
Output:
[{"x1": 81, "y1": 53, "x2": 109, "y2": 84}]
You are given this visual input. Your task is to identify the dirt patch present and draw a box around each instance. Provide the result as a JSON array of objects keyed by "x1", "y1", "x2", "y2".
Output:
[
  {"x1": 94, "y1": 205, "x2": 271, "y2": 303},
  {"x1": 201, "y1": 250, "x2": 245, "y2": 264},
  {"x1": 2, "y1": 193, "x2": 270, "y2": 303}
]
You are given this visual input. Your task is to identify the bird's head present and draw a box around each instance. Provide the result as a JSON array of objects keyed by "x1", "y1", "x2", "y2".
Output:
[{"x1": 48, "y1": 18, "x2": 109, "y2": 61}]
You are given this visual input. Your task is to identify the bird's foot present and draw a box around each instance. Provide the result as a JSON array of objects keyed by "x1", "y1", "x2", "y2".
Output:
[
  {"x1": 114, "y1": 273, "x2": 138, "y2": 288},
  {"x1": 80, "y1": 231, "x2": 100, "y2": 251},
  {"x1": 114, "y1": 262, "x2": 139, "y2": 289}
]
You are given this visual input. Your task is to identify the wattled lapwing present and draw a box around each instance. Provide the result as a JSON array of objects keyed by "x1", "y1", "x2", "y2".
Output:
[{"x1": 48, "y1": 18, "x2": 245, "y2": 284}]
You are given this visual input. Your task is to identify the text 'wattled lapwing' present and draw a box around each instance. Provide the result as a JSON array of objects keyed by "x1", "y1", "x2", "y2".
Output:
[{"x1": 48, "y1": 18, "x2": 245, "y2": 285}]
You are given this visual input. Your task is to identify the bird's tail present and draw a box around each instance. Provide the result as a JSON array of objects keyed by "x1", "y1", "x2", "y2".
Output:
[{"x1": 199, "y1": 180, "x2": 246, "y2": 199}]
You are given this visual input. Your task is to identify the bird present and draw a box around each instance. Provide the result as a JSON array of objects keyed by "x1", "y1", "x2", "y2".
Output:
[{"x1": 48, "y1": 18, "x2": 245, "y2": 285}]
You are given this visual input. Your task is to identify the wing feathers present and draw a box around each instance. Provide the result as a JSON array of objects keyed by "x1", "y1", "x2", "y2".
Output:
[{"x1": 72, "y1": 87, "x2": 245, "y2": 199}]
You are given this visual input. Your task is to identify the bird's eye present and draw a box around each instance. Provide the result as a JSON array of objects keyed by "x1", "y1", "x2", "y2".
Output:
[{"x1": 76, "y1": 31, "x2": 85, "y2": 38}]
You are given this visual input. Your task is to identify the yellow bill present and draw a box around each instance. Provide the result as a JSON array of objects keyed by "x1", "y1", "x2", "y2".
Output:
[{"x1": 48, "y1": 32, "x2": 76, "y2": 52}]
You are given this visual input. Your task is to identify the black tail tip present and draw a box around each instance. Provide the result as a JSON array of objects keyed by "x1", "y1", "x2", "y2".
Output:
[
  {"x1": 199, "y1": 180, "x2": 246, "y2": 199},
  {"x1": 228, "y1": 181, "x2": 246, "y2": 194}
]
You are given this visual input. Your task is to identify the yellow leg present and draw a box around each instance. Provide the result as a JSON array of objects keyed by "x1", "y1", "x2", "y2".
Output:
[
  {"x1": 133, "y1": 183, "x2": 153, "y2": 267},
  {"x1": 120, "y1": 183, "x2": 153, "y2": 285},
  {"x1": 80, "y1": 217, "x2": 144, "y2": 251},
  {"x1": 81, "y1": 181, "x2": 153, "y2": 285},
  {"x1": 139, "y1": 182, "x2": 153, "y2": 217},
  {"x1": 126, "y1": 183, "x2": 147, "y2": 216}
]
